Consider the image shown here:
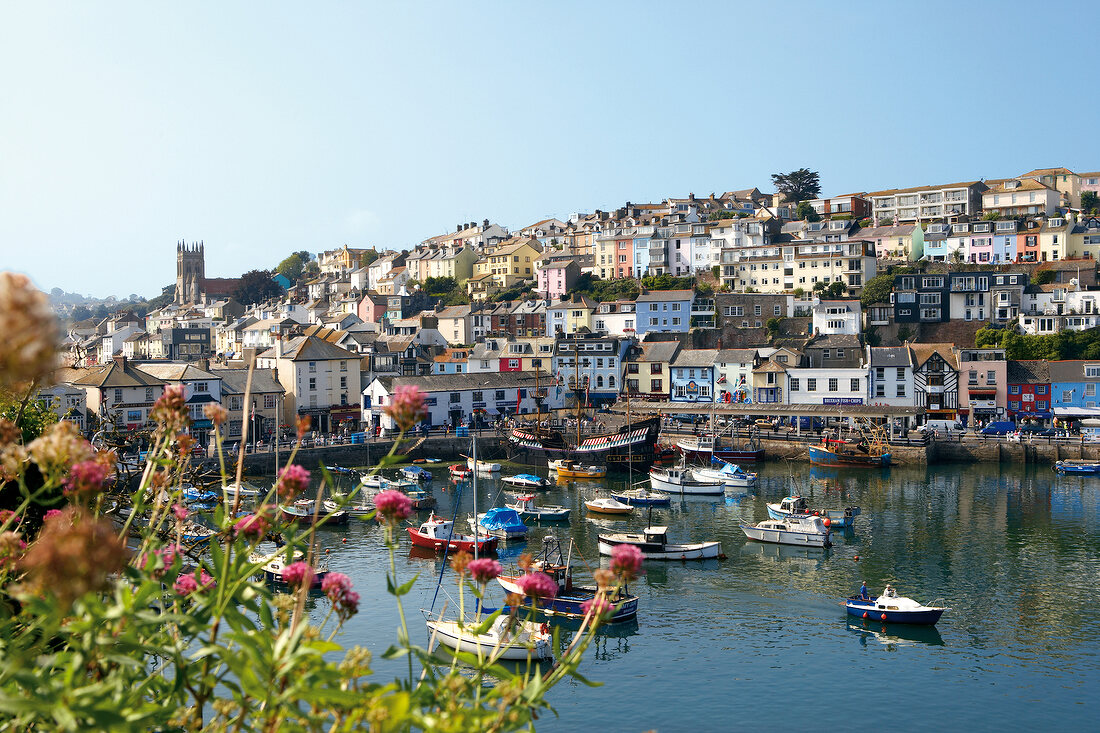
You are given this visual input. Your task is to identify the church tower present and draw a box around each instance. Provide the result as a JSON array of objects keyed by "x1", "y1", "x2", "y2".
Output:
[{"x1": 175, "y1": 241, "x2": 206, "y2": 304}]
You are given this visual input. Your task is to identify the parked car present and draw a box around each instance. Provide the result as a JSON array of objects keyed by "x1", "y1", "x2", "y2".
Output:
[
  {"x1": 753, "y1": 419, "x2": 776, "y2": 430},
  {"x1": 979, "y1": 421, "x2": 1017, "y2": 436},
  {"x1": 1018, "y1": 425, "x2": 1056, "y2": 437}
]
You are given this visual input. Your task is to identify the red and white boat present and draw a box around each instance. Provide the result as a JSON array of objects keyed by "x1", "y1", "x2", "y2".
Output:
[
  {"x1": 406, "y1": 515, "x2": 498, "y2": 554},
  {"x1": 448, "y1": 464, "x2": 472, "y2": 480}
]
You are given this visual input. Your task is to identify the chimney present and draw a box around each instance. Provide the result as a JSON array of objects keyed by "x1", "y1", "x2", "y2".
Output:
[
  {"x1": 456, "y1": 224, "x2": 462, "y2": 232},
  {"x1": 274, "y1": 334, "x2": 282, "y2": 359},
  {"x1": 483, "y1": 218, "x2": 489, "y2": 228},
  {"x1": 197, "y1": 357, "x2": 210, "y2": 371},
  {"x1": 113, "y1": 355, "x2": 127, "y2": 370},
  {"x1": 689, "y1": 192, "x2": 695, "y2": 201}
]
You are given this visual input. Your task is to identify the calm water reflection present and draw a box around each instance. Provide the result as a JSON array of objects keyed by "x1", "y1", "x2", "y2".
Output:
[{"x1": 285, "y1": 459, "x2": 1099, "y2": 731}]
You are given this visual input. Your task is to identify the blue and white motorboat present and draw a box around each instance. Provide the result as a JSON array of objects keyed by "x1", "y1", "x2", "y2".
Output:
[
  {"x1": 182, "y1": 486, "x2": 220, "y2": 507},
  {"x1": 505, "y1": 494, "x2": 570, "y2": 521},
  {"x1": 469, "y1": 507, "x2": 529, "y2": 541},
  {"x1": 689, "y1": 458, "x2": 757, "y2": 489},
  {"x1": 766, "y1": 495, "x2": 861, "y2": 529},
  {"x1": 501, "y1": 474, "x2": 552, "y2": 490},
  {"x1": 400, "y1": 465, "x2": 433, "y2": 483},
  {"x1": 740, "y1": 516, "x2": 831, "y2": 548},
  {"x1": 360, "y1": 473, "x2": 387, "y2": 490},
  {"x1": 1054, "y1": 460, "x2": 1100, "y2": 475},
  {"x1": 610, "y1": 487, "x2": 672, "y2": 506},
  {"x1": 845, "y1": 585, "x2": 948, "y2": 625}
]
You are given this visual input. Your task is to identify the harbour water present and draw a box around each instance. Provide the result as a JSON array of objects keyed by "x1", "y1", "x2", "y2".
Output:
[{"x1": 287, "y1": 460, "x2": 1100, "y2": 732}]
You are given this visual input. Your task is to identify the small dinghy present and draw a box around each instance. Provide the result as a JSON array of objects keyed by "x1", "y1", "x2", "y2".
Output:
[
  {"x1": 584, "y1": 497, "x2": 634, "y2": 516},
  {"x1": 501, "y1": 474, "x2": 552, "y2": 489},
  {"x1": 280, "y1": 499, "x2": 349, "y2": 526},
  {"x1": 249, "y1": 548, "x2": 328, "y2": 589},
  {"x1": 845, "y1": 584, "x2": 948, "y2": 625},
  {"x1": 466, "y1": 457, "x2": 501, "y2": 474},
  {"x1": 427, "y1": 615, "x2": 552, "y2": 661},
  {"x1": 221, "y1": 482, "x2": 263, "y2": 499},
  {"x1": 407, "y1": 515, "x2": 498, "y2": 554},
  {"x1": 322, "y1": 498, "x2": 374, "y2": 519},
  {"x1": 740, "y1": 516, "x2": 831, "y2": 547},
  {"x1": 506, "y1": 494, "x2": 570, "y2": 522},
  {"x1": 598, "y1": 525, "x2": 721, "y2": 560}
]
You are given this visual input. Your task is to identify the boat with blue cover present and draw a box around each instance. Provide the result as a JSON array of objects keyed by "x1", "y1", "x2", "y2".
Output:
[
  {"x1": 845, "y1": 584, "x2": 948, "y2": 625},
  {"x1": 501, "y1": 474, "x2": 552, "y2": 489},
  {"x1": 400, "y1": 465, "x2": 433, "y2": 482},
  {"x1": 1054, "y1": 459, "x2": 1100, "y2": 475},
  {"x1": 766, "y1": 495, "x2": 861, "y2": 528},
  {"x1": 469, "y1": 507, "x2": 529, "y2": 541},
  {"x1": 690, "y1": 458, "x2": 757, "y2": 489}
]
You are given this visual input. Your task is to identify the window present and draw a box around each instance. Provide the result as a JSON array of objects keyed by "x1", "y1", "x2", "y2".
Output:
[
  {"x1": 1037, "y1": 385, "x2": 1048, "y2": 395},
  {"x1": 1037, "y1": 400, "x2": 1048, "y2": 409},
  {"x1": 340, "y1": 360, "x2": 347, "y2": 371},
  {"x1": 790, "y1": 378, "x2": 800, "y2": 391},
  {"x1": 1062, "y1": 390, "x2": 1073, "y2": 403},
  {"x1": 774, "y1": 305, "x2": 781, "y2": 316},
  {"x1": 896, "y1": 368, "x2": 905, "y2": 380},
  {"x1": 650, "y1": 318, "x2": 659, "y2": 326},
  {"x1": 754, "y1": 305, "x2": 761, "y2": 316},
  {"x1": 651, "y1": 363, "x2": 662, "y2": 374},
  {"x1": 828, "y1": 379, "x2": 838, "y2": 392},
  {"x1": 1009, "y1": 385, "x2": 1020, "y2": 395},
  {"x1": 822, "y1": 349, "x2": 831, "y2": 359},
  {"x1": 450, "y1": 392, "x2": 461, "y2": 404},
  {"x1": 836, "y1": 350, "x2": 845, "y2": 359},
  {"x1": 807, "y1": 378, "x2": 817, "y2": 391},
  {"x1": 1009, "y1": 401, "x2": 1021, "y2": 411},
  {"x1": 145, "y1": 387, "x2": 154, "y2": 401},
  {"x1": 875, "y1": 384, "x2": 885, "y2": 397},
  {"x1": 672, "y1": 317, "x2": 681, "y2": 326},
  {"x1": 308, "y1": 361, "x2": 316, "y2": 373},
  {"x1": 308, "y1": 378, "x2": 316, "y2": 391},
  {"x1": 1088, "y1": 384, "x2": 1096, "y2": 398},
  {"x1": 495, "y1": 390, "x2": 506, "y2": 401},
  {"x1": 651, "y1": 379, "x2": 662, "y2": 392},
  {"x1": 968, "y1": 370, "x2": 978, "y2": 385},
  {"x1": 896, "y1": 384, "x2": 906, "y2": 397},
  {"x1": 508, "y1": 359, "x2": 520, "y2": 369},
  {"x1": 850, "y1": 378, "x2": 860, "y2": 391},
  {"x1": 113, "y1": 388, "x2": 123, "y2": 403},
  {"x1": 609, "y1": 375, "x2": 615, "y2": 388},
  {"x1": 340, "y1": 376, "x2": 347, "y2": 389},
  {"x1": 1087, "y1": 365, "x2": 1100, "y2": 378}
]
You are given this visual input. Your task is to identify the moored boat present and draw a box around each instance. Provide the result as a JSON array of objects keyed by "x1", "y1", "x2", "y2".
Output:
[
  {"x1": 404, "y1": 487, "x2": 437, "y2": 510},
  {"x1": 501, "y1": 473, "x2": 552, "y2": 489},
  {"x1": 466, "y1": 457, "x2": 501, "y2": 474},
  {"x1": 400, "y1": 465, "x2": 433, "y2": 483},
  {"x1": 689, "y1": 458, "x2": 757, "y2": 489},
  {"x1": 649, "y1": 462, "x2": 724, "y2": 495},
  {"x1": 808, "y1": 438, "x2": 890, "y2": 468},
  {"x1": 584, "y1": 497, "x2": 634, "y2": 516},
  {"x1": 845, "y1": 585, "x2": 948, "y2": 625},
  {"x1": 407, "y1": 515, "x2": 498, "y2": 554},
  {"x1": 360, "y1": 473, "x2": 387, "y2": 490},
  {"x1": 468, "y1": 507, "x2": 529, "y2": 541},
  {"x1": 505, "y1": 494, "x2": 570, "y2": 521},
  {"x1": 1054, "y1": 459, "x2": 1100, "y2": 475},
  {"x1": 448, "y1": 464, "x2": 473, "y2": 480},
  {"x1": 550, "y1": 459, "x2": 607, "y2": 479},
  {"x1": 766, "y1": 495, "x2": 860, "y2": 528},
  {"x1": 280, "y1": 499, "x2": 349, "y2": 526},
  {"x1": 609, "y1": 487, "x2": 671, "y2": 507},
  {"x1": 739, "y1": 516, "x2": 831, "y2": 547},
  {"x1": 676, "y1": 435, "x2": 764, "y2": 463},
  {"x1": 322, "y1": 498, "x2": 374, "y2": 519},
  {"x1": 248, "y1": 548, "x2": 328, "y2": 588},
  {"x1": 427, "y1": 616, "x2": 552, "y2": 661},
  {"x1": 597, "y1": 525, "x2": 721, "y2": 560}
]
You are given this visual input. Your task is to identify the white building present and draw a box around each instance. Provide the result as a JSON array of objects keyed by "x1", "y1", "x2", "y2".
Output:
[
  {"x1": 812, "y1": 300, "x2": 862, "y2": 335},
  {"x1": 785, "y1": 367, "x2": 868, "y2": 406},
  {"x1": 256, "y1": 335, "x2": 360, "y2": 434}
]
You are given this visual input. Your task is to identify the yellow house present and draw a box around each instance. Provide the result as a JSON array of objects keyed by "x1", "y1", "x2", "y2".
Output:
[
  {"x1": 545, "y1": 293, "x2": 596, "y2": 336},
  {"x1": 486, "y1": 236, "x2": 543, "y2": 288},
  {"x1": 1039, "y1": 215, "x2": 1072, "y2": 262},
  {"x1": 423, "y1": 245, "x2": 478, "y2": 285}
]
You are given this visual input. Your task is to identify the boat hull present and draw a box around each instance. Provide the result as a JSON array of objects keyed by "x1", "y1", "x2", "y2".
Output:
[
  {"x1": 585, "y1": 501, "x2": 633, "y2": 515},
  {"x1": 597, "y1": 535, "x2": 721, "y2": 560},
  {"x1": 1055, "y1": 461, "x2": 1100, "y2": 474},
  {"x1": 845, "y1": 598, "x2": 945, "y2": 625},
  {"x1": 649, "y1": 471, "x2": 724, "y2": 495},
  {"x1": 507, "y1": 417, "x2": 662, "y2": 471},
  {"x1": 677, "y1": 441, "x2": 765, "y2": 463},
  {"x1": 739, "y1": 522, "x2": 831, "y2": 547},
  {"x1": 407, "y1": 527, "x2": 498, "y2": 554},
  {"x1": 808, "y1": 445, "x2": 891, "y2": 468},
  {"x1": 498, "y1": 578, "x2": 639, "y2": 623},
  {"x1": 426, "y1": 620, "x2": 552, "y2": 661},
  {"x1": 690, "y1": 467, "x2": 756, "y2": 489},
  {"x1": 610, "y1": 490, "x2": 671, "y2": 507}
]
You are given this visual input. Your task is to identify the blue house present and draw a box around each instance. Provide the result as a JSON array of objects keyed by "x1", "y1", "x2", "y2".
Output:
[
  {"x1": 670, "y1": 349, "x2": 719, "y2": 403},
  {"x1": 1049, "y1": 360, "x2": 1100, "y2": 421},
  {"x1": 635, "y1": 290, "x2": 695, "y2": 336},
  {"x1": 632, "y1": 234, "x2": 651, "y2": 278}
]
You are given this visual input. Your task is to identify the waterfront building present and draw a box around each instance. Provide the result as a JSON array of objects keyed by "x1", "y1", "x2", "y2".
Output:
[
  {"x1": 804, "y1": 334, "x2": 863, "y2": 369},
  {"x1": 1049, "y1": 360, "x2": 1100, "y2": 420},
  {"x1": 715, "y1": 292, "x2": 788, "y2": 330},
  {"x1": 669, "y1": 349, "x2": 719, "y2": 403},
  {"x1": 59, "y1": 356, "x2": 166, "y2": 430},
  {"x1": 33, "y1": 384, "x2": 88, "y2": 432},
  {"x1": 551, "y1": 332, "x2": 631, "y2": 405},
  {"x1": 256, "y1": 335, "x2": 360, "y2": 434},
  {"x1": 364, "y1": 371, "x2": 560, "y2": 431},
  {"x1": 211, "y1": 367, "x2": 286, "y2": 444},
  {"x1": 866, "y1": 346, "x2": 917, "y2": 426},
  {"x1": 786, "y1": 366, "x2": 867, "y2": 407},
  {"x1": 136, "y1": 362, "x2": 223, "y2": 447},
  {"x1": 957, "y1": 348, "x2": 1008, "y2": 425},
  {"x1": 622, "y1": 340, "x2": 679, "y2": 402},
  {"x1": 751, "y1": 359, "x2": 788, "y2": 405},
  {"x1": 812, "y1": 299, "x2": 861, "y2": 335},
  {"x1": 433, "y1": 305, "x2": 473, "y2": 346},
  {"x1": 910, "y1": 343, "x2": 960, "y2": 424},
  {"x1": 1006, "y1": 360, "x2": 1052, "y2": 424},
  {"x1": 714, "y1": 349, "x2": 760, "y2": 403}
]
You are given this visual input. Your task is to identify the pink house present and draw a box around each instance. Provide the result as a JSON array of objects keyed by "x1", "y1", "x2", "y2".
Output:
[
  {"x1": 357, "y1": 292, "x2": 388, "y2": 323},
  {"x1": 536, "y1": 259, "x2": 580, "y2": 299}
]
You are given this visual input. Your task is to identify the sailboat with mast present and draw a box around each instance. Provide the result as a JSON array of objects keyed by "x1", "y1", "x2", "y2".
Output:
[{"x1": 507, "y1": 336, "x2": 659, "y2": 470}]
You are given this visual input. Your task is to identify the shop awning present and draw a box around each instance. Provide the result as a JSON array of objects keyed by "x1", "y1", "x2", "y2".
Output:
[{"x1": 1054, "y1": 406, "x2": 1100, "y2": 417}]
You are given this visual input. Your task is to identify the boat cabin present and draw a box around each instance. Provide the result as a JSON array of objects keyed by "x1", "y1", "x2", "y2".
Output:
[
  {"x1": 643, "y1": 526, "x2": 669, "y2": 545},
  {"x1": 778, "y1": 496, "x2": 809, "y2": 514},
  {"x1": 418, "y1": 516, "x2": 456, "y2": 540}
]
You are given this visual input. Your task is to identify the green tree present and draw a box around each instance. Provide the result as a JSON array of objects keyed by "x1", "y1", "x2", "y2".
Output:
[
  {"x1": 359, "y1": 249, "x2": 380, "y2": 267},
  {"x1": 795, "y1": 201, "x2": 821, "y2": 222},
  {"x1": 771, "y1": 168, "x2": 821, "y2": 203},
  {"x1": 145, "y1": 284, "x2": 176, "y2": 313},
  {"x1": 423, "y1": 276, "x2": 459, "y2": 296},
  {"x1": 1082, "y1": 190, "x2": 1099, "y2": 213},
  {"x1": 896, "y1": 325, "x2": 914, "y2": 343},
  {"x1": 70, "y1": 305, "x2": 91, "y2": 321},
  {"x1": 860, "y1": 273, "x2": 894, "y2": 306},
  {"x1": 813, "y1": 280, "x2": 847, "y2": 299},
  {"x1": 275, "y1": 253, "x2": 306, "y2": 282},
  {"x1": 765, "y1": 317, "x2": 782, "y2": 341},
  {"x1": 232, "y1": 270, "x2": 285, "y2": 305},
  {"x1": 982, "y1": 211, "x2": 999, "y2": 221},
  {"x1": 1032, "y1": 269, "x2": 1056, "y2": 286}
]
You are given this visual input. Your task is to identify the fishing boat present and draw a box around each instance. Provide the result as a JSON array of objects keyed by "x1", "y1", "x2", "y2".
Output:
[
  {"x1": 598, "y1": 525, "x2": 721, "y2": 560},
  {"x1": 448, "y1": 464, "x2": 472, "y2": 480},
  {"x1": 468, "y1": 507, "x2": 528, "y2": 541},
  {"x1": 404, "y1": 487, "x2": 436, "y2": 510},
  {"x1": 550, "y1": 459, "x2": 607, "y2": 479},
  {"x1": 689, "y1": 458, "x2": 757, "y2": 489},
  {"x1": 500, "y1": 474, "x2": 552, "y2": 489},
  {"x1": 648, "y1": 461, "x2": 724, "y2": 496},
  {"x1": 400, "y1": 465, "x2": 433, "y2": 483},
  {"x1": 505, "y1": 494, "x2": 570, "y2": 521},
  {"x1": 808, "y1": 421, "x2": 891, "y2": 467},
  {"x1": 407, "y1": 515, "x2": 499, "y2": 554},
  {"x1": 676, "y1": 435, "x2": 764, "y2": 463},
  {"x1": 1054, "y1": 459, "x2": 1100, "y2": 475},
  {"x1": 248, "y1": 548, "x2": 328, "y2": 588},
  {"x1": 584, "y1": 497, "x2": 634, "y2": 516},
  {"x1": 427, "y1": 615, "x2": 553, "y2": 661},
  {"x1": 497, "y1": 536, "x2": 638, "y2": 623},
  {"x1": 609, "y1": 487, "x2": 671, "y2": 507},
  {"x1": 766, "y1": 495, "x2": 861, "y2": 528},
  {"x1": 465, "y1": 457, "x2": 501, "y2": 474},
  {"x1": 739, "y1": 516, "x2": 831, "y2": 548},
  {"x1": 845, "y1": 585, "x2": 948, "y2": 625}
]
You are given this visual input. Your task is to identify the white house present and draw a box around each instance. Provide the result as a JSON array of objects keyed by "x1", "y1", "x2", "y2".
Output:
[
  {"x1": 866, "y1": 347, "x2": 917, "y2": 429},
  {"x1": 136, "y1": 363, "x2": 224, "y2": 447},
  {"x1": 812, "y1": 300, "x2": 862, "y2": 336},
  {"x1": 256, "y1": 335, "x2": 361, "y2": 434},
  {"x1": 363, "y1": 371, "x2": 563, "y2": 431},
  {"x1": 785, "y1": 366, "x2": 867, "y2": 407}
]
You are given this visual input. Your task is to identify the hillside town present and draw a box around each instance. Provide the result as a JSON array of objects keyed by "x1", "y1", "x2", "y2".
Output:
[{"x1": 43, "y1": 166, "x2": 1100, "y2": 444}]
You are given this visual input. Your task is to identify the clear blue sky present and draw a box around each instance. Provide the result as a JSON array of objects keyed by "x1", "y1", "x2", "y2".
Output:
[{"x1": 4, "y1": 1, "x2": 1099, "y2": 298}]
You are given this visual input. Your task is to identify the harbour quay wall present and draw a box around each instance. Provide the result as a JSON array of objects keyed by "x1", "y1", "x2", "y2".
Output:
[
  {"x1": 751, "y1": 435, "x2": 930, "y2": 465},
  {"x1": 234, "y1": 434, "x2": 501, "y2": 474},
  {"x1": 929, "y1": 437, "x2": 1100, "y2": 465}
]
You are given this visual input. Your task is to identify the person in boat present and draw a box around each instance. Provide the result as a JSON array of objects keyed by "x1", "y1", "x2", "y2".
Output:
[
  {"x1": 859, "y1": 581, "x2": 870, "y2": 600},
  {"x1": 882, "y1": 584, "x2": 896, "y2": 598}
]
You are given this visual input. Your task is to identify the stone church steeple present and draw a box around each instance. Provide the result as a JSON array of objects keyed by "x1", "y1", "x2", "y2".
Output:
[{"x1": 175, "y1": 241, "x2": 205, "y2": 304}]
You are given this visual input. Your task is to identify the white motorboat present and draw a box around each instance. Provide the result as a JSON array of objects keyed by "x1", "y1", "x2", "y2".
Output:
[
  {"x1": 598, "y1": 525, "x2": 721, "y2": 560},
  {"x1": 505, "y1": 494, "x2": 570, "y2": 521},
  {"x1": 689, "y1": 459, "x2": 757, "y2": 489},
  {"x1": 466, "y1": 457, "x2": 501, "y2": 474},
  {"x1": 740, "y1": 516, "x2": 831, "y2": 548},
  {"x1": 360, "y1": 473, "x2": 387, "y2": 490},
  {"x1": 427, "y1": 615, "x2": 553, "y2": 661},
  {"x1": 584, "y1": 497, "x2": 634, "y2": 516},
  {"x1": 500, "y1": 474, "x2": 552, "y2": 489},
  {"x1": 322, "y1": 498, "x2": 375, "y2": 519},
  {"x1": 222, "y1": 482, "x2": 263, "y2": 499},
  {"x1": 649, "y1": 463, "x2": 724, "y2": 495},
  {"x1": 766, "y1": 495, "x2": 861, "y2": 528}
]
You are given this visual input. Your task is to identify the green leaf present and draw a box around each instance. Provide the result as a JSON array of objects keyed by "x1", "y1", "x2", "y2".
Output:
[{"x1": 386, "y1": 572, "x2": 419, "y2": 597}]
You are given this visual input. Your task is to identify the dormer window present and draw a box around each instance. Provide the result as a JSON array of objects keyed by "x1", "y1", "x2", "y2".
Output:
[
  {"x1": 830, "y1": 220, "x2": 845, "y2": 230},
  {"x1": 1050, "y1": 218, "x2": 1065, "y2": 228},
  {"x1": 952, "y1": 224, "x2": 968, "y2": 233},
  {"x1": 1005, "y1": 180, "x2": 1020, "y2": 190}
]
